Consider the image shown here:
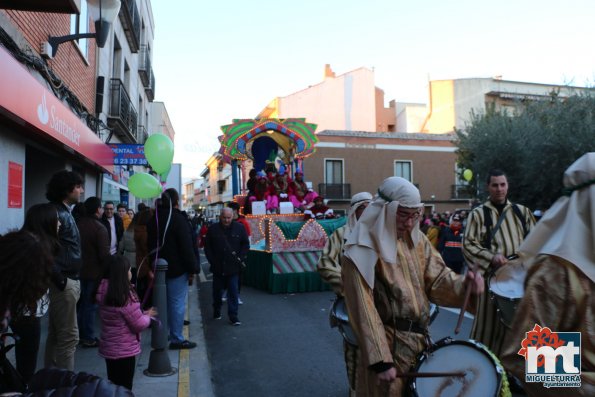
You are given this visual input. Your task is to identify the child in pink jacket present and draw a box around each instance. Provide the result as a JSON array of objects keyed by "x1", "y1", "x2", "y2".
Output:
[{"x1": 96, "y1": 255, "x2": 156, "y2": 390}]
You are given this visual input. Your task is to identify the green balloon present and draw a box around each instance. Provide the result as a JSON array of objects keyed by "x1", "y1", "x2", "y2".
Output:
[
  {"x1": 128, "y1": 173, "x2": 162, "y2": 199},
  {"x1": 463, "y1": 169, "x2": 473, "y2": 182},
  {"x1": 144, "y1": 134, "x2": 174, "y2": 174},
  {"x1": 159, "y1": 164, "x2": 171, "y2": 182}
]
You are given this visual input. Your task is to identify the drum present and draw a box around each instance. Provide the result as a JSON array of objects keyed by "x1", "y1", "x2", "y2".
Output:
[
  {"x1": 330, "y1": 299, "x2": 440, "y2": 346},
  {"x1": 488, "y1": 259, "x2": 526, "y2": 328},
  {"x1": 329, "y1": 297, "x2": 358, "y2": 346},
  {"x1": 409, "y1": 339, "x2": 504, "y2": 397}
]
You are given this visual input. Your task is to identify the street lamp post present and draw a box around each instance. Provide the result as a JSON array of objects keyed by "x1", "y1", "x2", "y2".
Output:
[{"x1": 45, "y1": 0, "x2": 121, "y2": 58}]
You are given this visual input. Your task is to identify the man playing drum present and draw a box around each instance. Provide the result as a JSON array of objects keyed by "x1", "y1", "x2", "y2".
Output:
[
  {"x1": 341, "y1": 177, "x2": 484, "y2": 396},
  {"x1": 463, "y1": 169, "x2": 535, "y2": 357},
  {"x1": 317, "y1": 191, "x2": 373, "y2": 396},
  {"x1": 501, "y1": 153, "x2": 595, "y2": 396}
]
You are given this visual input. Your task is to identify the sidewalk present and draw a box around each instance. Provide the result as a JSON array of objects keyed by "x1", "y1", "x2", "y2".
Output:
[{"x1": 17, "y1": 281, "x2": 215, "y2": 397}]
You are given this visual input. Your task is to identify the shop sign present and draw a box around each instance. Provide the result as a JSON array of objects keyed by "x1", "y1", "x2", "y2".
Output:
[
  {"x1": 0, "y1": 46, "x2": 114, "y2": 173},
  {"x1": 8, "y1": 161, "x2": 23, "y2": 208}
]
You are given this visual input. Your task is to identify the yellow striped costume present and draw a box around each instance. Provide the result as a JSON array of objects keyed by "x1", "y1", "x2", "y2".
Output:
[
  {"x1": 463, "y1": 200, "x2": 535, "y2": 356},
  {"x1": 317, "y1": 225, "x2": 360, "y2": 395},
  {"x1": 501, "y1": 256, "x2": 594, "y2": 396}
]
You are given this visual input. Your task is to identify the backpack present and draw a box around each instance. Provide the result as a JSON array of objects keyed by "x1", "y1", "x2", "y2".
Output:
[{"x1": 481, "y1": 204, "x2": 528, "y2": 249}]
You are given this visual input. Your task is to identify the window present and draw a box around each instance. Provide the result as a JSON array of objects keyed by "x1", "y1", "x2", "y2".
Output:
[
  {"x1": 69, "y1": 0, "x2": 89, "y2": 58},
  {"x1": 325, "y1": 159, "x2": 343, "y2": 184},
  {"x1": 394, "y1": 160, "x2": 412, "y2": 182},
  {"x1": 217, "y1": 180, "x2": 226, "y2": 194}
]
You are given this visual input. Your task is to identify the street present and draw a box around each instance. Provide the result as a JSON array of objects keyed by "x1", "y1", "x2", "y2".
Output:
[{"x1": 198, "y1": 275, "x2": 476, "y2": 397}]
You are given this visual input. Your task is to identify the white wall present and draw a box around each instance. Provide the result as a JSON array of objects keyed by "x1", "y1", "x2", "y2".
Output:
[{"x1": 277, "y1": 67, "x2": 377, "y2": 132}]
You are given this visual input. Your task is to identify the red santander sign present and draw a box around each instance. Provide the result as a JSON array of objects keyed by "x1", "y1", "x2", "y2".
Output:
[{"x1": 0, "y1": 46, "x2": 114, "y2": 173}]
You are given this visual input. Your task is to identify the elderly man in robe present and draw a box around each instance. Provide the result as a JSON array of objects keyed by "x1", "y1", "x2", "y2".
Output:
[{"x1": 341, "y1": 176, "x2": 484, "y2": 396}]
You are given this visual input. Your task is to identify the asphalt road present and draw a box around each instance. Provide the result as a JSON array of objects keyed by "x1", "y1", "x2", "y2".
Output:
[{"x1": 197, "y1": 276, "x2": 477, "y2": 397}]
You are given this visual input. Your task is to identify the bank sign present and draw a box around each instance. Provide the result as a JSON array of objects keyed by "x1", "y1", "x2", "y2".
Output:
[{"x1": 108, "y1": 144, "x2": 148, "y2": 166}]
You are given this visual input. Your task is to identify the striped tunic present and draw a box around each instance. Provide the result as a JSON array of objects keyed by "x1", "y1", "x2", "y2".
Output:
[
  {"x1": 317, "y1": 225, "x2": 347, "y2": 295},
  {"x1": 317, "y1": 224, "x2": 359, "y2": 396},
  {"x1": 501, "y1": 256, "x2": 594, "y2": 396},
  {"x1": 342, "y1": 233, "x2": 468, "y2": 396},
  {"x1": 463, "y1": 200, "x2": 535, "y2": 356}
]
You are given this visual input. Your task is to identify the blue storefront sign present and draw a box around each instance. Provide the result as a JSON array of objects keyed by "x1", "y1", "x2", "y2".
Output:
[{"x1": 108, "y1": 144, "x2": 148, "y2": 165}]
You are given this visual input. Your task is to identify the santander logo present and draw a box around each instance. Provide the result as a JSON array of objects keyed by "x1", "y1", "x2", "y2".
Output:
[
  {"x1": 36, "y1": 90, "x2": 81, "y2": 146},
  {"x1": 37, "y1": 92, "x2": 49, "y2": 125}
]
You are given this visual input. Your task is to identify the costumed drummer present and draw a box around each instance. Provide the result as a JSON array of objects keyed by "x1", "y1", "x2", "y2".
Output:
[
  {"x1": 501, "y1": 153, "x2": 595, "y2": 396},
  {"x1": 317, "y1": 192, "x2": 372, "y2": 396},
  {"x1": 341, "y1": 177, "x2": 484, "y2": 396},
  {"x1": 462, "y1": 169, "x2": 535, "y2": 357}
]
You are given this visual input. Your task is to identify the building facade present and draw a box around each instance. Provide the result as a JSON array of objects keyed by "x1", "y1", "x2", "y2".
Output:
[
  {"x1": 419, "y1": 77, "x2": 592, "y2": 133},
  {"x1": 257, "y1": 65, "x2": 396, "y2": 133},
  {"x1": 302, "y1": 130, "x2": 467, "y2": 214},
  {"x1": 0, "y1": 1, "x2": 165, "y2": 233}
]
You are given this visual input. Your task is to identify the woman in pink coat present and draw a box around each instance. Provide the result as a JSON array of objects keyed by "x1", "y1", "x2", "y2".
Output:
[{"x1": 96, "y1": 255, "x2": 156, "y2": 390}]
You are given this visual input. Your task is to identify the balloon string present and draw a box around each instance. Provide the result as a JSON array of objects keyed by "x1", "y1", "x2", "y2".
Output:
[{"x1": 142, "y1": 204, "x2": 160, "y2": 307}]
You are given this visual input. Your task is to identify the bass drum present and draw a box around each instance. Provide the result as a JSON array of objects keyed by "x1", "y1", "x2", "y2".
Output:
[
  {"x1": 488, "y1": 258, "x2": 526, "y2": 328},
  {"x1": 409, "y1": 339, "x2": 504, "y2": 397}
]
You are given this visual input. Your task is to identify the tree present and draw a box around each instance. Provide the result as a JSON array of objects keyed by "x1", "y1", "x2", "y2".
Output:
[{"x1": 455, "y1": 94, "x2": 595, "y2": 210}]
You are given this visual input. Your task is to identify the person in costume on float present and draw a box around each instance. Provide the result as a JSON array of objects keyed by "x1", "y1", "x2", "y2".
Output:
[
  {"x1": 304, "y1": 196, "x2": 334, "y2": 219},
  {"x1": 341, "y1": 177, "x2": 484, "y2": 396},
  {"x1": 289, "y1": 169, "x2": 318, "y2": 212},
  {"x1": 247, "y1": 171, "x2": 276, "y2": 213},
  {"x1": 501, "y1": 153, "x2": 595, "y2": 397},
  {"x1": 269, "y1": 165, "x2": 291, "y2": 212}
]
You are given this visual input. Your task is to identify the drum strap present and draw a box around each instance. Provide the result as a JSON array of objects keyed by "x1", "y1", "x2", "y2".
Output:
[{"x1": 482, "y1": 204, "x2": 528, "y2": 249}]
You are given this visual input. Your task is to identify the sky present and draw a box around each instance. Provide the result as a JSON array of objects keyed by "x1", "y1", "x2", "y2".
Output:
[{"x1": 150, "y1": 0, "x2": 595, "y2": 180}]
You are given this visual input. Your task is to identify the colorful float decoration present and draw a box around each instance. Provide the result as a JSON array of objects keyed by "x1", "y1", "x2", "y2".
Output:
[{"x1": 216, "y1": 118, "x2": 344, "y2": 293}]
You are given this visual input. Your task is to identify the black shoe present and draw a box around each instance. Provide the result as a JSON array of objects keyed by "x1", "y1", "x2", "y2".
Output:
[
  {"x1": 169, "y1": 340, "x2": 197, "y2": 350},
  {"x1": 213, "y1": 310, "x2": 222, "y2": 320},
  {"x1": 229, "y1": 317, "x2": 241, "y2": 326},
  {"x1": 183, "y1": 320, "x2": 190, "y2": 325}
]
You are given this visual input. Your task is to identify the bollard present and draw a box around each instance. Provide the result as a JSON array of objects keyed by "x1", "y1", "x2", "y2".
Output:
[{"x1": 144, "y1": 258, "x2": 177, "y2": 376}]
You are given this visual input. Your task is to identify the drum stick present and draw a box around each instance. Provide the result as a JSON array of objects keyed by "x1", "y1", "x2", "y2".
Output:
[
  {"x1": 396, "y1": 371, "x2": 466, "y2": 378},
  {"x1": 455, "y1": 262, "x2": 477, "y2": 334}
]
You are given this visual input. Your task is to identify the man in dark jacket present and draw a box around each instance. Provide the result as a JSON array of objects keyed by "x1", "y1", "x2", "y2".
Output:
[
  {"x1": 45, "y1": 170, "x2": 84, "y2": 371},
  {"x1": 205, "y1": 207, "x2": 250, "y2": 325},
  {"x1": 101, "y1": 201, "x2": 124, "y2": 255},
  {"x1": 76, "y1": 197, "x2": 110, "y2": 347},
  {"x1": 147, "y1": 189, "x2": 199, "y2": 349}
]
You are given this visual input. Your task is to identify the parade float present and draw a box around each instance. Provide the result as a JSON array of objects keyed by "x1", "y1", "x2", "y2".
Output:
[{"x1": 217, "y1": 118, "x2": 345, "y2": 293}]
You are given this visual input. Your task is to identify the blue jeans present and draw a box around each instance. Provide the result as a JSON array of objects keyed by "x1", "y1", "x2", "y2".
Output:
[
  {"x1": 212, "y1": 274, "x2": 239, "y2": 319},
  {"x1": 166, "y1": 274, "x2": 188, "y2": 343},
  {"x1": 77, "y1": 279, "x2": 97, "y2": 342}
]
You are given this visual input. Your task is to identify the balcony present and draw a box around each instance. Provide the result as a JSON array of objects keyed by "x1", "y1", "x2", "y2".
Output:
[
  {"x1": 107, "y1": 79, "x2": 138, "y2": 143},
  {"x1": 318, "y1": 183, "x2": 351, "y2": 200},
  {"x1": 118, "y1": 0, "x2": 140, "y2": 53},
  {"x1": 451, "y1": 184, "x2": 475, "y2": 199},
  {"x1": 145, "y1": 68, "x2": 155, "y2": 102},
  {"x1": 136, "y1": 124, "x2": 148, "y2": 144},
  {"x1": 138, "y1": 45, "x2": 151, "y2": 87}
]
